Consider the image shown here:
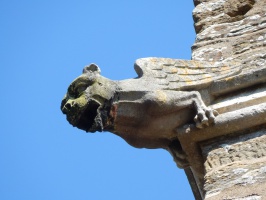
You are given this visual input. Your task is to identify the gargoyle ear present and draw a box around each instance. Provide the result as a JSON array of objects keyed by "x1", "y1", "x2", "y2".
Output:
[{"x1": 83, "y1": 63, "x2": 101, "y2": 74}]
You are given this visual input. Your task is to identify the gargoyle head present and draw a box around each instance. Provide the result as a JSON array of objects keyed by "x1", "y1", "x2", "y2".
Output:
[{"x1": 61, "y1": 64, "x2": 117, "y2": 132}]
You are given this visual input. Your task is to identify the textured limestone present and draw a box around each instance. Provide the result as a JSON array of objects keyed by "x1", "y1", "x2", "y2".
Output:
[
  {"x1": 192, "y1": 0, "x2": 266, "y2": 76},
  {"x1": 202, "y1": 130, "x2": 266, "y2": 199},
  {"x1": 189, "y1": 0, "x2": 266, "y2": 199},
  {"x1": 193, "y1": 0, "x2": 256, "y2": 33}
]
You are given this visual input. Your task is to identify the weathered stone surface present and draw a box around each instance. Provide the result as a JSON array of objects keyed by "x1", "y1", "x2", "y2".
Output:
[
  {"x1": 188, "y1": 0, "x2": 266, "y2": 199},
  {"x1": 192, "y1": 0, "x2": 266, "y2": 76},
  {"x1": 193, "y1": 0, "x2": 256, "y2": 34},
  {"x1": 193, "y1": 0, "x2": 255, "y2": 33},
  {"x1": 202, "y1": 130, "x2": 266, "y2": 199},
  {"x1": 176, "y1": 97, "x2": 266, "y2": 198}
]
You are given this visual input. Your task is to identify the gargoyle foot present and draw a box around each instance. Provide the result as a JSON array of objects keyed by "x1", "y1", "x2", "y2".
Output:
[{"x1": 194, "y1": 108, "x2": 219, "y2": 129}]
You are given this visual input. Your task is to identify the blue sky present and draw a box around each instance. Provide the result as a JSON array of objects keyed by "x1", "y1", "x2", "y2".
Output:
[{"x1": 1, "y1": 1, "x2": 196, "y2": 199}]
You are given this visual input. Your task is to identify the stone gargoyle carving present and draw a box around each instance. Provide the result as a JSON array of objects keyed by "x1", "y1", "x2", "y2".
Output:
[{"x1": 61, "y1": 57, "x2": 244, "y2": 168}]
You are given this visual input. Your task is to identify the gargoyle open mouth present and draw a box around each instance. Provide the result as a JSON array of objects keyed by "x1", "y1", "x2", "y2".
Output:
[{"x1": 74, "y1": 99, "x2": 103, "y2": 133}]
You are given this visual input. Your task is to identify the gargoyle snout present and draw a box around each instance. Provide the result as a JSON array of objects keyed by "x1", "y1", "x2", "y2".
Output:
[{"x1": 62, "y1": 100, "x2": 75, "y2": 114}]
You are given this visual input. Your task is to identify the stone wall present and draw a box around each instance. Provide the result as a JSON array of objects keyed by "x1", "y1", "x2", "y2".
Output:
[
  {"x1": 186, "y1": 0, "x2": 266, "y2": 199},
  {"x1": 202, "y1": 129, "x2": 266, "y2": 199},
  {"x1": 192, "y1": 0, "x2": 266, "y2": 72}
]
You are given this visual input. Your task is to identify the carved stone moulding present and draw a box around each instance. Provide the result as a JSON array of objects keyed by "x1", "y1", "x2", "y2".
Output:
[{"x1": 177, "y1": 83, "x2": 266, "y2": 199}]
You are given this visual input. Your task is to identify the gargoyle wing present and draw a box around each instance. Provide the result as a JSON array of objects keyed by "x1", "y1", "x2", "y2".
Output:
[{"x1": 134, "y1": 57, "x2": 242, "y2": 91}]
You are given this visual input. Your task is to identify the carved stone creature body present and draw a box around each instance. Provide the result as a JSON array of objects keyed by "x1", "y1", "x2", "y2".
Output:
[{"x1": 61, "y1": 57, "x2": 258, "y2": 167}]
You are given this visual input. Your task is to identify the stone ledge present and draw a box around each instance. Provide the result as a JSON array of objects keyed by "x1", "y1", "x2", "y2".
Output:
[
  {"x1": 176, "y1": 100, "x2": 266, "y2": 199},
  {"x1": 211, "y1": 84, "x2": 266, "y2": 113}
]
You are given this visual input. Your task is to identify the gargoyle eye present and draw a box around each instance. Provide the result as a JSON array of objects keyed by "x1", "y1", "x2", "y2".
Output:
[
  {"x1": 67, "y1": 85, "x2": 78, "y2": 98},
  {"x1": 68, "y1": 84, "x2": 88, "y2": 99},
  {"x1": 67, "y1": 90, "x2": 77, "y2": 99},
  {"x1": 76, "y1": 86, "x2": 87, "y2": 94}
]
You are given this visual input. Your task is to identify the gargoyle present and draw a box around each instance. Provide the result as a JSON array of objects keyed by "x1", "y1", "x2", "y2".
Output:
[{"x1": 61, "y1": 57, "x2": 248, "y2": 168}]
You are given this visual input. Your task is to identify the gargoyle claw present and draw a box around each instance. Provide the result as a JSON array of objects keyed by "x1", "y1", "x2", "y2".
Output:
[{"x1": 194, "y1": 108, "x2": 219, "y2": 129}]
